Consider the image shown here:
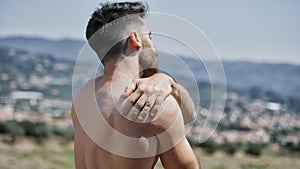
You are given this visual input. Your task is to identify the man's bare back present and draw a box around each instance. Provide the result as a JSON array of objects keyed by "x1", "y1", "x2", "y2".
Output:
[
  {"x1": 73, "y1": 76, "x2": 158, "y2": 169},
  {"x1": 72, "y1": 75, "x2": 196, "y2": 169}
]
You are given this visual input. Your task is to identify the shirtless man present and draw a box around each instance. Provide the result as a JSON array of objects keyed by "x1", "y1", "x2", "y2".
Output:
[{"x1": 72, "y1": 2, "x2": 199, "y2": 169}]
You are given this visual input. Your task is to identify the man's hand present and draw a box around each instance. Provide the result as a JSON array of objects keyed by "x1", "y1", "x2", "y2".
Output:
[{"x1": 123, "y1": 73, "x2": 175, "y2": 122}]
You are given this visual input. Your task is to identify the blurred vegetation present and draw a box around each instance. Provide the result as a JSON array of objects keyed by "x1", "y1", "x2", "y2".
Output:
[
  {"x1": 244, "y1": 142, "x2": 263, "y2": 156},
  {"x1": 0, "y1": 120, "x2": 25, "y2": 142},
  {"x1": 52, "y1": 126, "x2": 74, "y2": 142},
  {"x1": 187, "y1": 137, "x2": 299, "y2": 157},
  {"x1": 0, "y1": 120, "x2": 73, "y2": 143},
  {"x1": 221, "y1": 141, "x2": 239, "y2": 155},
  {"x1": 240, "y1": 163, "x2": 269, "y2": 169},
  {"x1": 198, "y1": 139, "x2": 218, "y2": 154}
]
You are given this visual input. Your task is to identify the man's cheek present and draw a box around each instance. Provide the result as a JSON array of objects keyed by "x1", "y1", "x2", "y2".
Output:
[
  {"x1": 139, "y1": 54, "x2": 158, "y2": 77},
  {"x1": 139, "y1": 50, "x2": 154, "y2": 68}
]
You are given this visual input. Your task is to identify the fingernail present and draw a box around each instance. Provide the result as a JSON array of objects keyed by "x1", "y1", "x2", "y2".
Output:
[{"x1": 150, "y1": 112, "x2": 155, "y2": 117}]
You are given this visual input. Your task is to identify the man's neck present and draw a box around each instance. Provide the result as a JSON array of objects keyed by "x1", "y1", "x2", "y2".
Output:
[
  {"x1": 103, "y1": 54, "x2": 140, "y2": 100},
  {"x1": 104, "y1": 54, "x2": 139, "y2": 76}
]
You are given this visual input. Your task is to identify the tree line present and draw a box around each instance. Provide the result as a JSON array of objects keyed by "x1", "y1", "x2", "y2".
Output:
[
  {"x1": 187, "y1": 137, "x2": 300, "y2": 156},
  {"x1": 0, "y1": 120, "x2": 73, "y2": 143}
]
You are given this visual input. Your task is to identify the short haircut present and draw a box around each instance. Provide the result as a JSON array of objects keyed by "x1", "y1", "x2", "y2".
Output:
[{"x1": 86, "y1": 2, "x2": 149, "y2": 64}]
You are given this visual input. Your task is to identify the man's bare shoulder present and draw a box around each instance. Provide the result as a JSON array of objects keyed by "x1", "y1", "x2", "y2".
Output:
[
  {"x1": 74, "y1": 76, "x2": 104, "y2": 95},
  {"x1": 149, "y1": 96, "x2": 184, "y2": 134},
  {"x1": 72, "y1": 76, "x2": 108, "y2": 114}
]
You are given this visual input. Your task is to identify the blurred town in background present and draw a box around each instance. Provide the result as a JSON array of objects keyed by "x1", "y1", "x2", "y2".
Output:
[
  {"x1": 0, "y1": 37, "x2": 299, "y2": 157},
  {"x1": 1, "y1": 1, "x2": 299, "y2": 168}
]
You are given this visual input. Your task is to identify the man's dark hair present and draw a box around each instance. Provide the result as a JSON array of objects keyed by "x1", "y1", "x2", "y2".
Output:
[{"x1": 86, "y1": 2, "x2": 149, "y2": 63}]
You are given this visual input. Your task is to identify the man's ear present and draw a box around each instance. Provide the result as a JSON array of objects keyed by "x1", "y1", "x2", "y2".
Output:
[{"x1": 129, "y1": 31, "x2": 142, "y2": 49}]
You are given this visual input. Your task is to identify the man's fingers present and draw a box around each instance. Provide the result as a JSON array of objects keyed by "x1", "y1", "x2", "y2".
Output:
[
  {"x1": 125, "y1": 91, "x2": 169, "y2": 122},
  {"x1": 126, "y1": 106, "x2": 140, "y2": 121},
  {"x1": 137, "y1": 94, "x2": 156, "y2": 122},
  {"x1": 121, "y1": 99, "x2": 133, "y2": 116},
  {"x1": 149, "y1": 95, "x2": 164, "y2": 118},
  {"x1": 128, "y1": 88, "x2": 142, "y2": 105},
  {"x1": 135, "y1": 93, "x2": 149, "y2": 110},
  {"x1": 123, "y1": 79, "x2": 139, "y2": 97}
]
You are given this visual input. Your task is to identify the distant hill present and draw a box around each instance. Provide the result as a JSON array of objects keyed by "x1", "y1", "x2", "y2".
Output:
[
  {"x1": 0, "y1": 36, "x2": 299, "y2": 98},
  {"x1": 222, "y1": 61, "x2": 300, "y2": 97},
  {"x1": 0, "y1": 36, "x2": 84, "y2": 60},
  {"x1": 181, "y1": 58, "x2": 300, "y2": 97}
]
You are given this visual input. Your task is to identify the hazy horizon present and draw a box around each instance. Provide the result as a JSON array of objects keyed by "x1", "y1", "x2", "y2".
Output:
[{"x1": 1, "y1": 0, "x2": 299, "y2": 65}]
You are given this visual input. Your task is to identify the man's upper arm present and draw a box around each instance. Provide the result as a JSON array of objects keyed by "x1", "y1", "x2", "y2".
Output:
[
  {"x1": 160, "y1": 139, "x2": 199, "y2": 169},
  {"x1": 152, "y1": 96, "x2": 199, "y2": 169}
]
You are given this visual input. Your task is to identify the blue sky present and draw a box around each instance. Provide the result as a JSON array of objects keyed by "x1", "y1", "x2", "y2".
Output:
[{"x1": 0, "y1": 0, "x2": 299, "y2": 64}]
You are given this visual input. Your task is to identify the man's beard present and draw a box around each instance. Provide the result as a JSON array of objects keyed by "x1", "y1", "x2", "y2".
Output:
[{"x1": 139, "y1": 39, "x2": 158, "y2": 78}]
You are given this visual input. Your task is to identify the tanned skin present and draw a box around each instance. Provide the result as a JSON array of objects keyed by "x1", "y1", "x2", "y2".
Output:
[{"x1": 72, "y1": 11, "x2": 199, "y2": 169}]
